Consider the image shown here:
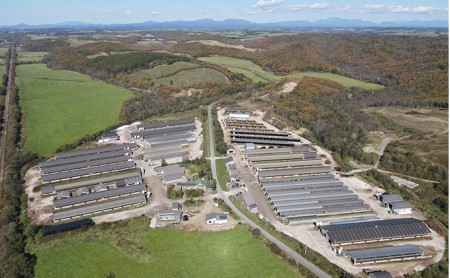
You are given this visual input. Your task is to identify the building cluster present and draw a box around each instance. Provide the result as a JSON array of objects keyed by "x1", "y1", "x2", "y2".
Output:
[
  {"x1": 38, "y1": 144, "x2": 148, "y2": 222},
  {"x1": 319, "y1": 218, "x2": 431, "y2": 265},
  {"x1": 130, "y1": 118, "x2": 197, "y2": 166},
  {"x1": 243, "y1": 146, "x2": 370, "y2": 221},
  {"x1": 39, "y1": 143, "x2": 137, "y2": 183},
  {"x1": 376, "y1": 192, "x2": 413, "y2": 215}
]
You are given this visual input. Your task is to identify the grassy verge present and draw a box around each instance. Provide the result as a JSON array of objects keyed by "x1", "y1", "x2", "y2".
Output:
[
  {"x1": 215, "y1": 158, "x2": 229, "y2": 192},
  {"x1": 32, "y1": 217, "x2": 300, "y2": 278}
]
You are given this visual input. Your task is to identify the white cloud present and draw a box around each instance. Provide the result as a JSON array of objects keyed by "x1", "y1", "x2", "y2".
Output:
[
  {"x1": 360, "y1": 4, "x2": 438, "y2": 14},
  {"x1": 286, "y1": 3, "x2": 330, "y2": 11},
  {"x1": 389, "y1": 5, "x2": 436, "y2": 13},
  {"x1": 309, "y1": 3, "x2": 329, "y2": 10},
  {"x1": 124, "y1": 10, "x2": 132, "y2": 16},
  {"x1": 150, "y1": 11, "x2": 160, "y2": 15},
  {"x1": 252, "y1": 0, "x2": 284, "y2": 9},
  {"x1": 243, "y1": 8, "x2": 278, "y2": 15},
  {"x1": 334, "y1": 5, "x2": 351, "y2": 12}
]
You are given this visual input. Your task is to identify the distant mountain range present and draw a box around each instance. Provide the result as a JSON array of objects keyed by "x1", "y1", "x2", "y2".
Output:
[{"x1": 1, "y1": 18, "x2": 448, "y2": 30}]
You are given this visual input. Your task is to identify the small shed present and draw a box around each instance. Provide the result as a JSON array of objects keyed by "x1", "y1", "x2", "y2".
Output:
[
  {"x1": 115, "y1": 180, "x2": 127, "y2": 188},
  {"x1": 242, "y1": 192, "x2": 258, "y2": 213},
  {"x1": 56, "y1": 191, "x2": 71, "y2": 199},
  {"x1": 245, "y1": 143, "x2": 255, "y2": 150},
  {"x1": 76, "y1": 187, "x2": 89, "y2": 196},
  {"x1": 368, "y1": 271, "x2": 392, "y2": 278},
  {"x1": 95, "y1": 184, "x2": 108, "y2": 192},
  {"x1": 158, "y1": 210, "x2": 182, "y2": 222},
  {"x1": 389, "y1": 201, "x2": 413, "y2": 215},
  {"x1": 172, "y1": 202, "x2": 182, "y2": 210},
  {"x1": 379, "y1": 193, "x2": 403, "y2": 206},
  {"x1": 223, "y1": 156, "x2": 234, "y2": 165},
  {"x1": 225, "y1": 145, "x2": 235, "y2": 154}
]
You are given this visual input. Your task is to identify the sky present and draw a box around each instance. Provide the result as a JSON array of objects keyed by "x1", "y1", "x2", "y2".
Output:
[{"x1": 0, "y1": 0, "x2": 448, "y2": 25}]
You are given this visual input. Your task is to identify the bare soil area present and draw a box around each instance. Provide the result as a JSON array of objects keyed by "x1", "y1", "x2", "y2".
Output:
[
  {"x1": 24, "y1": 166, "x2": 52, "y2": 225},
  {"x1": 187, "y1": 40, "x2": 257, "y2": 52},
  {"x1": 365, "y1": 107, "x2": 448, "y2": 134}
]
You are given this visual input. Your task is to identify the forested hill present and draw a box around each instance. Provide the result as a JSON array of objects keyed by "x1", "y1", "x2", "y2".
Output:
[{"x1": 172, "y1": 33, "x2": 448, "y2": 104}]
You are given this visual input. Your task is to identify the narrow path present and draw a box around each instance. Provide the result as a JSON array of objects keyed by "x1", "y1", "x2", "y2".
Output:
[
  {"x1": 0, "y1": 44, "x2": 14, "y2": 185},
  {"x1": 207, "y1": 103, "x2": 330, "y2": 278}
]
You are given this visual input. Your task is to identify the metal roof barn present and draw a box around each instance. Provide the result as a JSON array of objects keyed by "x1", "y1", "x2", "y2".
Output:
[
  {"x1": 42, "y1": 161, "x2": 135, "y2": 183},
  {"x1": 257, "y1": 166, "x2": 331, "y2": 178},
  {"x1": 259, "y1": 174, "x2": 335, "y2": 184},
  {"x1": 40, "y1": 149, "x2": 130, "y2": 168},
  {"x1": 249, "y1": 153, "x2": 307, "y2": 163},
  {"x1": 55, "y1": 143, "x2": 136, "y2": 159},
  {"x1": 320, "y1": 218, "x2": 431, "y2": 245},
  {"x1": 245, "y1": 147, "x2": 293, "y2": 156},
  {"x1": 53, "y1": 194, "x2": 146, "y2": 221},
  {"x1": 54, "y1": 184, "x2": 146, "y2": 208},
  {"x1": 231, "y1": 138, "x2": 297, "y2": 146},
  {"x1": 41, "y1": 172, "x2": 141, "y2": 194},
  {"x1": 137, "y1": 118, "x2": 195, "y2": 130},
  {"x1": 253, "y1": 159, "x2": 323, "y2": 170},
  {"x1": 346, "y1": 245, "x2": 423, "y2": 265}
]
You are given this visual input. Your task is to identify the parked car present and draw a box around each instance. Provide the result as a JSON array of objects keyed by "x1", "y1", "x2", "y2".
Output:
[{"x1": 183, "y1": 215, "x2": 189, "y2": 221}]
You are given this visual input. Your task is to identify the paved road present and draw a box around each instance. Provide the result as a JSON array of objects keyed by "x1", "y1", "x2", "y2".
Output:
[{"x1": 207, "y1": 104, "x2": 331, "y2": 278}]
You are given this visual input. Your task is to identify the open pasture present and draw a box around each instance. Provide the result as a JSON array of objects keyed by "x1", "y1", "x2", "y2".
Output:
[
  {"x1": 198, "y1": 56, "x2": 384, "y2": 89},
  {"x1": 17, "y1": 64, "x2": 130, "y2": 156},
  {"x1": 129, "y1": 61, "x2": 199, "y2": 79},
  {"x1": 17, "y1": 51, "x2": 48, "y2": 63},
  {"x1": 33, "y1": 218, "x2": 299, "y2": 278}
]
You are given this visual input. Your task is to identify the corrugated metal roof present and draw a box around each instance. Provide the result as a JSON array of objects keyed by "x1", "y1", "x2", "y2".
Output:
[
  {"x1": 254, "y1": 159, "x2": 323, "y2": 170},
  {"x1": 389, "y1": 200, "x2": 412, "y2": 210},
  {"x1": 245, "y1": 147, "x2": 293, "y2": 156},
  {"x1": 54, "y1": 184, "x2": 146, "y2": 208},
  {"x1": 321, "y1": 218, "x2": 431, "y2": 244},
  {"x1": 55, "y1": 143, "x2": 136, "y2": 159},
  {"x1": 257, "y1": 166, "x2": 331, "y2": 178},
  {"x1": 249, "y1": 153, "x2": 306, "y2": 162},
  {"x1": 259, "y1": 174, "x2": 334, "y2": 184},
  {"x1": 231, "y1": 138, "x2": 296, "y2": 146},
  {"x1": 347, "y1": 245, "x2": 422, "y2": 260},
  {"x1": 53, "y1": 194, "x2": 146, "y2": 221},
  {"x1": 131, "y1": 125, "x2": 196, "y2": 138},
  {"x1": 40, "y1": 149, "x2": 130, "y2": 168},
  {"x1": 137, "y1": 118, "x2": 195, "y2": 130},
  {"x1": 42, "y1": 155, "x2": 131, "y2": 175}
]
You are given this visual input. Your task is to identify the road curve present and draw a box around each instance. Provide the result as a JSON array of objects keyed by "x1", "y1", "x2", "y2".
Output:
[{"x1": 207, "y1": 104, "x2": 331, "y2": 278}]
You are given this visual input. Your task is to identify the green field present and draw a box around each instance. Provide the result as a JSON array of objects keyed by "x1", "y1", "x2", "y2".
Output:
[
  {"x1": 229, "y1": 67, "x2": 267, "y2": 83},
  {"x1": 0, "y1": 47, "x2": 7, "y2": 57},
  {"x1": 156, "y1": 68, "x2": 228, "y2": 87},
  {"x1": 215, "y1": 158, "x2": 229, "y2": 192},
  {"x1": 198, "y1": 56, "x2": 384, "y2": 89},
  {"x1": 0, "y1": 65, "x2": 5, "y2": 76},
  {"x1": 17, "y1": 51, "x2": 48, "y2": 63},
  {"x1": 129, "y1": 61, "x2": 199, "y2": 79},
  {"x1": 33, "y1": 218, "x2": 298, "y2": 278},
  {"x1": 17, "y1": 64, "x2": 130, "y2": 156}
]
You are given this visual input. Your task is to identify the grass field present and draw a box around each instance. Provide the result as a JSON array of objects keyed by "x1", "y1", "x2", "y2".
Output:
[
  {"x1": 33, "y1": 218, "x2": 299, "y2": 278},
  {"x1": 198, "y1": 56, "x2": 384, "y2": 89},
  {"x1": 215, "y1": 158, "x2": 229, "y2": 192},
  {"x1": 17, "y1": 64, "x2": 130, "y2": 156},
  {"x1": 129, "y1": 61, "x2": 199, "y2": 79},
  {"x1": 0, "y1": 47, "x2": 7, "y2": 57},
  {"x1": 229, "y1": 67, "x2": 267, "y2": 83},
  {"x1": 156, "y1": 67, "x2": 228, "y2": 87},
  {"x1": 0, "y1": 65, "x2": 5, "y2": 76},
  {"x1": 17, "y1": 51, "x2": 48, "y2": 63}
]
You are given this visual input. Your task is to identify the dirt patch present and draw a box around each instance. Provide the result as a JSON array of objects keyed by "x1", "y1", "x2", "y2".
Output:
[
  {"x1": 281, "y1": 82, "x2": 298, "y2": 93},
  {"x1": 365, "y1": 107, "x2": 448, "y2": 134},
  {"x1": 187, "y1": 40, "x2": 257, "y2": 52},
  {"x1": 24, "y1": 166, "x2": 53, "y2": 225}
]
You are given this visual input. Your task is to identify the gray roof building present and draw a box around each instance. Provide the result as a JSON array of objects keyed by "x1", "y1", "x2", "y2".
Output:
[
  {"x1": 242, "y1": 192, "x2": 257, "y2": 212},
  {"x1": 76, "y1": 187, "x2": 89, "y2": 196},
  {"x1": 95, "y1": 184, "x2": 108, "y2": 192},
  {"x1": 223, "y1": 156, "x2": 234, "y2": 165},
  {"x1": 163, "y1": 174, "x2": 184, "y2": 184},
  {"x1": 56, "y1": 191, "x2": 71, "y2": 199},
  {"x1": 346, "y1": 245, "x2": 423, "y2": 265},
  {"x1": 368, "y1": 271, "x2": 392, "y2": 278},
  {"x1": 379, "y1": 194, "x2": 403, "y2": 205},
  {"x1": 320, "y1": 218, "x2": 431, "y2": 245},
  {"x1": 172, "y1": 202, "x2": 182, "y2": 210}
]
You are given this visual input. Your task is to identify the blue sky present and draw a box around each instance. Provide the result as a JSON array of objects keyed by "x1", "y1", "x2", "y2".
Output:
[{"x1": 1, "y1": 0, "x2": 448, "y2": 25}]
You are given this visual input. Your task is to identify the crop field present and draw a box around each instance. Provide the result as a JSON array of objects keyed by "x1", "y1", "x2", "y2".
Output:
[
  {"x1": 17, "y1": 64, "x2": 130, "y2": 156},
  {"x1": 156, "y1": 68, "x2": 228, "y2": 87},
  {"x1": 0, "y1": 47, "x2": 7, "y2": 57},
  {"x1": 129, "y1": 61, "x2": 199, "y2": 79},
  {"x1": 17, "y1": 51, "x2": 48, "y2": 63},
  {"x1": 33, "y1": 218, "x2": 298, "y2": 278},
  {"x1": 0, "y1": 65, "x2": 5, "y2": 75},
  {"x1": 198, "y1": 56, "x2": 384, "y2": 89}
]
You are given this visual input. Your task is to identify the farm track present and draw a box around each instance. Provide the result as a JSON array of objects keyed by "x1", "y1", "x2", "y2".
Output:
[{"x1": 0, "y1": 45, "x2": 14, "y2": 188}]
